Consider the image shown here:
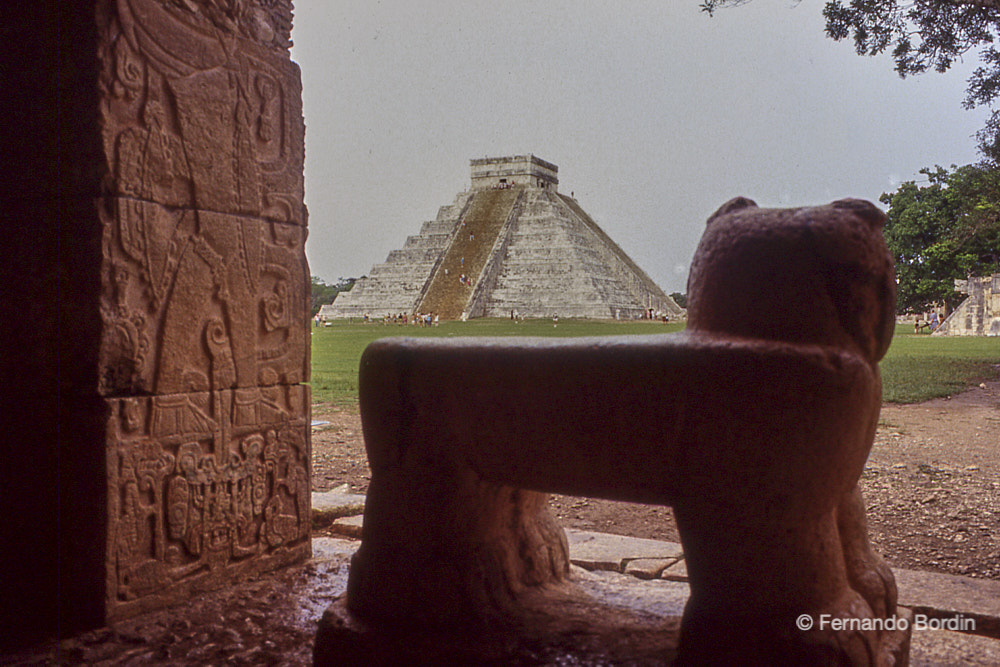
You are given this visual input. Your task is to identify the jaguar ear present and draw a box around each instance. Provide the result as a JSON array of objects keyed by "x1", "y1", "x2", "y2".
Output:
[
  {"x1": 831, "y1": 199, "x2": 886, "y2": 229},
  {"x1": 708, "y1": 197, "x2": 757, "y2": 224}
]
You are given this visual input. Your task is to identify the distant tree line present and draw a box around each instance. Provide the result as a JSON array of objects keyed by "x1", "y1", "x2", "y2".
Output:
[{"x1": 311, "y1": 276, "x2": 357, "y2": 316}]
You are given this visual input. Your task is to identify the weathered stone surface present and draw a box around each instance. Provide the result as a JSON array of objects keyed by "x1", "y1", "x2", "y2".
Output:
[
  {"x1": 573, "y1": 566, "x2": 691, "y2": 620},
  {"x1": 312, "y1": 537, "x2": 361, "y2": 561},
  {"x1": 324, "y1": 156, "x2": 683, "y2": 320},
  {"x1": 312, "y1": 490, "x2": 367, "y2": 528},
  {"x1": 330, "y1": 515, "x2": 365, "y2": 539},
  {"x1": 896, "y1": 568, "x2": 1000, "y2": 639},
  {"x1": 105, "y1": 388, "x2": 311, "y2": 619},
  {"x1": 97, "y1": 0, "x2": 304, "y2": 225},
  {"x1": 565, "y1": 529, "x2": 683, "y2": 573},
  {"x1": 315, "y1": 585, "x2": 682, "y2": 666},
  {"x1": 624, "y1": 558, "x2": 678, "y2": 580},
  {"x1": 0, "y1": 0, "x2": 308, "y2": 648},
  {"x1": 936, "y1": 274, "x2": 1000, "y2": 336},
  {"x1": 660, "y1": 557, "x2": 688, "y2": 582},
  {"x1": 98, "y1": 201, "x2": 309, "y2": 396},
  {"x1": 323, "y1": 193, "x2": 475, "y2": 317},
  {"x1": 318, "y1": 197, "x2": 907, "y2": 664},
  {"x1": 909, "y1": 628, "x2": 1000, "y2": 665}
]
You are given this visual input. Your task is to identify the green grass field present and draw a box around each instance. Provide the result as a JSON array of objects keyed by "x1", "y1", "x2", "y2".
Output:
[
  {"x1": 309, "y1": 320, "x2": 1000, "y2": 406},
  {"x1": 880, "y1": 323, "x2": 1000, "y2": 403}
]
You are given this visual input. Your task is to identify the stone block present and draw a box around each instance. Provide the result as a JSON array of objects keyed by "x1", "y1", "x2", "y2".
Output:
[
  {"x1": 331, "y1": 515, "x2": 365, "y2": 539},
  {"x1": 896, "y1": 568, "x2": 1000, "y2": 639},
  {"x1": 565, "y1": 529, "x2": 684, "y2": 573},
  {"x1": 660, "y1": 557, "x2": 688, "y2": 582},
  {"x1": 312, "y1": 537, "x2": 362, "y2": 562},
  {"x1": 97, "y1": 0, "x2": 305, "y2": 225},
  {"x1": 623, "y1": 558, "x2": 678, "y2": 580},
  {"x1": 0, "y1": 0, "x2": 308, "y2": 649},
  {"x1": 105, "y1": 388, "x2": 311, "y2": 620},
  {"x1": 98, "y1": 200, "x2": 309, "y2": 396},
  {"x1": 312, "y1": 490, "x2": 367, "y2": 528},
  {"x1": 909, "y1": 628, "x2": 1000, "y2": 665}
]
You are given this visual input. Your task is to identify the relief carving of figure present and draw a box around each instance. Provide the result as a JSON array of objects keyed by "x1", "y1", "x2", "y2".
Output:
[{"x1": 102, "y1": 0, "x2": 310, "y2": 611}]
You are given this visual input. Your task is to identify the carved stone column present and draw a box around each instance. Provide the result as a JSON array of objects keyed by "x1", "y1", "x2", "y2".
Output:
[{"x1": 0, "y1": 0, "x2": 309, "y2": 649}]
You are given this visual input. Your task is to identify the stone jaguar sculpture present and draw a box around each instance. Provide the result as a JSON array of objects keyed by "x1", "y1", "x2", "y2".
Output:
[{"x1": 316, "y1": 198, "x2": 908, "y2": 666}]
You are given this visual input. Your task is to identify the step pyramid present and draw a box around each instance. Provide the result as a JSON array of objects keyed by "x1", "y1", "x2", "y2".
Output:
[{"x1": 324, "y1": 155, "x2": 684, "y2": 320}]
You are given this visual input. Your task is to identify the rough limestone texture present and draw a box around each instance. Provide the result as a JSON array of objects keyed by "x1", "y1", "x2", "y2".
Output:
[
  {"x1": 935, "y1": 274, "x2": 1000, "y2": 336},
  {"x1": 314, "y1": 197, "x2": 909, "y2": 665},
  {"x1": 0, "y1": 0, "x2": 309, "y2": 648},
  {"x1": 324, "y1": 155, "x2": 683, "y2": 320}
]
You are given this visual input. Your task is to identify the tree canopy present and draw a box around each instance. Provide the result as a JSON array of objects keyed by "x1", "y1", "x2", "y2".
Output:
[
  {"x1": 700, "y1": 0, "x2": 1000, "y2": 162},
  {"x1": 880, "y1": 163, "x2": 1000, "y2": 313}
]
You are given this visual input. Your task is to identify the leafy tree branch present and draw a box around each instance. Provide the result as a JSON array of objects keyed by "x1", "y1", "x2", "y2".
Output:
[{"x1": 701, "y1": 0, "x2": 1000, "y2": 161}]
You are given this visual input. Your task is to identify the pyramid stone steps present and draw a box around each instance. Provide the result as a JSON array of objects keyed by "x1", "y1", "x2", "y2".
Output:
[
  {"x1": 417, "y1": 187, "x2": 522, "y2": 319},
  {"x1": 483, "y1": 189, "x2": 646, "y2": 318},
  {"x1": 320, "y1": 156, "x2": 683, "y2": 321},
  {"x1": 559, "y1": 194, "x2": 683, "y2": 318},
  {"x1": 322, "y1": 192, "x2": 474, "y2": 318}
]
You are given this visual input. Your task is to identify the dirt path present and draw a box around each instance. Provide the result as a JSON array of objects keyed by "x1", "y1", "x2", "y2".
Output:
[{"x1": 311, "y1": 380, "x2": 1000, "y2": 580}]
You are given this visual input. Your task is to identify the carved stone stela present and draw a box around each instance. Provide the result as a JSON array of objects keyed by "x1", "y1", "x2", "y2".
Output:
[
  {"x1": 106, "y1": 388, "x2": 309, "y2": 616},
  {"x1": 95, "y1": 0, "x2": 309, "y2": 618},
  {"x1": 98, "y1": 204, "x2": 307, "y2": 397},
  {"x1": 97, "y1": 0, "x2": 303, "y2": 226}
]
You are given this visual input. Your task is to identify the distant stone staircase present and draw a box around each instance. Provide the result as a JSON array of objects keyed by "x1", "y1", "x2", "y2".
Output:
[
  {"x1": 322, "y1": 192, "x2": 473, "y2": 318},
  {"x1": 559, "y1": 194, "x2": 685, "y2": 319},
  {"x1": 416, "y1": 187, "x2": 522, "y2": 319},
  {"x1": 320, "y1": 156, "x2": 683, "y2": 321},
  {"x1": 482, "y1": 190, "x2": 682, "y2": 319}
]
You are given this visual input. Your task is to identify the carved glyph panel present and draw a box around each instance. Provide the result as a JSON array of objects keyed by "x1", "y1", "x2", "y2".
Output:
[
  {"x1": 99, "y1": 199, "x2": 308, "y2": 396},
  {"x1": 105, "y1": 386, "x2": 310, "y2": 616},
  {"x1": 98, "y1": 0, "x2": 304, "y2": 224}
]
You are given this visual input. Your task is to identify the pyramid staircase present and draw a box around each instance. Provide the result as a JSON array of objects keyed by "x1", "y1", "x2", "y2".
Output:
[
  {"x1": 322, "y1": 192, "x2": 474, "y2": 318},
  {"x1": 480, "y1": 189, "x2": 684, "y2": 319},
  {"x1": 322, "y1": 156, "x2": 683, "y2": 321},
  {"x1": 417, "y1": 187, "x2": 523, "y2": 319}
]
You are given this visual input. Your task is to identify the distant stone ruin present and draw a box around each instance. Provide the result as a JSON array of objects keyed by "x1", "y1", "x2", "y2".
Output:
[
  {"x1": 326, "y1": 155, "x2": 684, "y2": 320},
  {"x1": 935, "y1": 274, "x2": 1000, "y2": 336}
]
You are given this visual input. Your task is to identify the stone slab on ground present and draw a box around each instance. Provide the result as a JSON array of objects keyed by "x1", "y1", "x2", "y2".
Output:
[
  {"x1": 661, "y1": 558, "x2": 688, "y2": 582},
  {"x1": 565, "y1": 529, "x2": 684, "y2": 573},
  {"x1": 572, "y1": 566, "x2": 690, "y2": 619},
  {"x1": 312, "y1": 537, "x2": 361, "y2": 561},
  {"x1": 623, "y1": 558, "x2": 678, "y2": 580},
  {"x1": 330, "y1": 515, "x2": 364, "y2": 539},
  {"x1": 909, "y1": 628, "x2": 1000, "y2": 666},
  {"x1": 315, "y1": 579, "x2": 682, "y2": 666},
  {"x1": 312, "y1": 489, "x2": 366, "y2": 528},
  {"x1": 895, "y1": 568, "x2": 1000, "y2": 639}
]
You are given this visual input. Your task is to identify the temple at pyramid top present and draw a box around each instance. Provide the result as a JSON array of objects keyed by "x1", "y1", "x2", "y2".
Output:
[
  {"x1": 322, "y1": 156, "x2": 684, "y2": 321},
  {"x1": 470, "y1": 154, "x2": 558, "y2": 191}
]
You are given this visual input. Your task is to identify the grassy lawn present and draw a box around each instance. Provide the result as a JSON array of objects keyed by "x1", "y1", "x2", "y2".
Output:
[
  {"x1": 881, "y1": 323, "x2": 1000, "y2": 403},
  {"x1": 309, "y1": 319, "x2": 999, "y2": 406},
  {"x1": 309, "y1": 319, "x2": 684, "y2": 405}
]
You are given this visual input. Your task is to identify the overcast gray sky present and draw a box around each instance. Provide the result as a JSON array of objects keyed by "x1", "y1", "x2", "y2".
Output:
[{"x1": 291, "y1": 1, "x2": 988, "y2": 294}]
